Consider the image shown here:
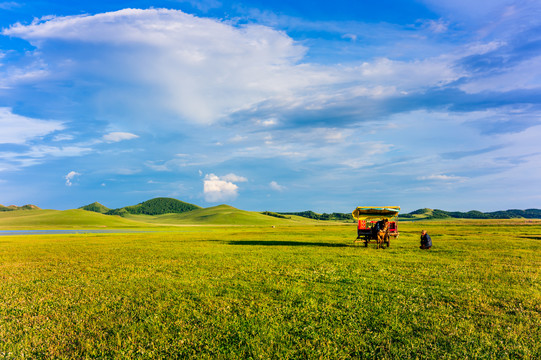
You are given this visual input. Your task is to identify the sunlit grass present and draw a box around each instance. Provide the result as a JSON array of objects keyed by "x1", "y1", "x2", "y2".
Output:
[{"x1": 1, "y1": 221, "x2": 540, "y2": 358}]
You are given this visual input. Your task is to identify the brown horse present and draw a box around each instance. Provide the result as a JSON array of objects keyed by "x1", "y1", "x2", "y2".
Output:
[{"x1": 376, "y1": 219, "x2": 390, "y2": 249}]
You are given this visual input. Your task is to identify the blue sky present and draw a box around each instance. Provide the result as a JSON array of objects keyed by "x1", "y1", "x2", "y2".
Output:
[{"x1": 1, "y1": 0, "x2": 540, "y2": 212}]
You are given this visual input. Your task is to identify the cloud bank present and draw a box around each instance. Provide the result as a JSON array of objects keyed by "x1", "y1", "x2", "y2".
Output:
[{"x1": 1, "y1": 7, "x2": 479, "y2": 130}]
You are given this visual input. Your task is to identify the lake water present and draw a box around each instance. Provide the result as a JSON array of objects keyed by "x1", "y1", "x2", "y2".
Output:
[{"x1": 0, "y1": 229, "x2": 152, "y2": 236}]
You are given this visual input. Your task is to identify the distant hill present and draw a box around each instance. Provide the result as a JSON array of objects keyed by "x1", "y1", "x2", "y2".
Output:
[
  {"x1": 399, "y1": 208, "x2": 450, "y2": 219},
  {"x1": 277, "y1": 210, "x2": 354, "y2": 221},
  {"x1": 399, "y1": 208, "x2": 541, "y2": 220},
  {"x1": 79, "y1": 202, "x2": 110, "y2": 214},
  {"x1": 0, "y1": 204, "x2": 40, "y2": 211},
  {"x1": 278, "y1": 208, "x2": 541, "y2": 221},
  {"x1": 104, "y1": 197, "x2": 201, "y2": 216},
  {"x1": 0, "y1": 203, "x2": 316, "y2": 228},
  {"x1": 123, "y1": 204, "x2": 317, "y2": 225},
  {"x1": 0, "y1": 209, "x2": 150, "y2": 230}
]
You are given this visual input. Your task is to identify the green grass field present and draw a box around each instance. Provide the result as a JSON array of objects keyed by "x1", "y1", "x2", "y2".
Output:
[{"x1": 1, "y1": 220, "x2": 540, "y2": 359}]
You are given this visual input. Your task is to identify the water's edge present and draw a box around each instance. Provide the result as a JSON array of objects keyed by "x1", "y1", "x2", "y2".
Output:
[{"x1": 0, "y1": 229, "x2": 154, "y2": 236}]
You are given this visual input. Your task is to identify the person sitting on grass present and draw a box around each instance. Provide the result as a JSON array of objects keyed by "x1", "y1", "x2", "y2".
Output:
[{"x1": 420, "y1": 230, "x2": 432, "y2": 250}]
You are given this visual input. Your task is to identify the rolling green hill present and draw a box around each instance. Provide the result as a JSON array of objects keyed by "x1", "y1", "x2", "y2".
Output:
[
  {"x1": 124, "y1": 205, "x2": 319, "y2": 225},
  {"x1": 105, "y1": 197, "x2": 201, "y2": 216},
  {"x1": 0, "y1": 209, "x2": 150, "y2": 230},
  {"x1": 278, "y1": 208, "x2": 541, "y2": 221},
  {"x1": 0, "y1": 204, "x2": 320, "y2": 229},
  {"x1": 79, "y1": 202, "x2": 110, "y2": 214},
  {"x1": 398, "y1": 208, "x2": 450, "y2": 220},
  {"x1": 0, "y1": 204, "x2": 40, "y2": 212},
  {"x1": 399, "y1": 208, "x2": 541, "y2": 220},
  {"x1": 278, "y1": 210, "x2": 354, "y2": 221}
]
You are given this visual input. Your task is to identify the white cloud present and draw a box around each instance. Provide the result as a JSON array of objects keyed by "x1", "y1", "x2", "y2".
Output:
[
  {"x1": 65, "y1": 171, "x2": 80, "y2": 186},
  {"x1": 362, "y1": 142, "x2": 394, "y2": 156},
  {"x1": 0, "y1": 107, "x2": 64, "y2": 144},
  {"x1": 465, "y1": 41, "x2": 506, "y2": 56},
  {"x1": 422, "y1": 19, "x2": 449, "y2": 33},
  {"x1": 27, "y1": 145, "x2": 92, "y2": 158},
  {"x1": 1, "y1": 8, "x2": 471, "y2": 133},
  {"x1": 144, "y1": 153, "x2": 204, "y2": 172},
  {"x1": 113, "y1": 168, "x2": 141, "y2": 175},
  {"x1": 323, "y1": 129, "x2": 346, "y2": 143},
  {"x1": 355, "y1": 57, "x2": 461, "y2": 90},
  {"x1": 460, "y1": 55, "x2": 541, "y2": 93},
  {"x1": 256, "y1": 118, "x2": 278, "y2": 127},
  {"x1": 2, "y1": 9, "x2": 318, "y2": 125},
  {"x1": 270, "y1": 180, "x2": 285, "y2": 191},
  {"x1": 203, "y1": 173, "x2": 246, "y2": 202},
  {"x1": 222, "y1": 173, "x2": 248, "y2": 182},
  {"x1": 228, "y1": 135, "x2": 246, "y2": 143},
  {"x1": 0, "y1": 145, "x2": 92, "y2": 172},
  {"x1": 145, "y1": 161, "x2": 170, "y2": 172},
  {"x1": 339, "y1": 141, "x2": 394, "y2": 169},
  {"x1": 103, "y1": 132, "x2": 139, "y2": 142},
  {"x1": 2, "y1": 8, "x2": 464, "y2": 129},
  {"x1": 0, "y1": 2, "x2": 21, "y2": 10},
  {"x1": 341, "y1": 33, "x2": 357, "y2": 41},
  {"x1": 52, "y1": 134, "x2": 75, "y2": 142},
  {"x1": 417, "y1": 174, "x2": 467, "y2": 182}
]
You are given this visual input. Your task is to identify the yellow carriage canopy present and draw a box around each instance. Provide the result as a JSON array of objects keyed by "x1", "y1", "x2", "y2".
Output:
[{"x1": 352, "y1": 206, "x2": 401, "y2": 220}]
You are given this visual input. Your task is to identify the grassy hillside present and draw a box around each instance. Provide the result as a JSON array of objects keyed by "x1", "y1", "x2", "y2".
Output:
[
  {"x1": 0, "y1": 209, "x2": 150, "y2": 230},
  {"x1": 0, "y1": 204, "x2": 40, "y2": 211},
  {"x1": 400, "y1": 208, "x2": 541, "y2": 220},
  {"x1": 399, "y1": 208, "x2": 444, "y2": 220},
  {"x1": 106, "y1": 197, "x2": 201, "y2": 216},
  {"x1": 278, "y1": 210, "x2": 354, "y2": 221},
  {"x1": 125, "y1": 205, "x2": 320, "y2": 225},
  {"x1": 79, "y1": 202, "x2": 110, "y2": 214},
  {"x1": 0, "y1": 205, "x2": 322, "y2": 229}
]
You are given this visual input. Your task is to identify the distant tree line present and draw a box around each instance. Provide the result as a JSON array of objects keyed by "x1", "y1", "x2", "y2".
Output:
[
  {"x1": 399, "y1": 208, "x2": 541, "y2": 220},
  {"x1": 271, "y1": 208, "x2": 541, "y2": 221},
  {"x1": 261, "y1": 211, "x2": 290, "y2": 219},
  {"x1": 80, "y1": 202, "x2": 109, "y2": 214},
  {"x1": 0, "y1": 204, "x2": 39, "y2": 211},
  {"x1": 446, "y1": 209, "x2": 541, "y2": 219},
  {"x1": 277, "y1": 211, "x2": 354, "y2": 221},
  {"x1": 79, "y1": 198, "x2": 201, "y2": 217},
  {"x1": 106, "y1": 198, "x2": 200, "y2": 216}
]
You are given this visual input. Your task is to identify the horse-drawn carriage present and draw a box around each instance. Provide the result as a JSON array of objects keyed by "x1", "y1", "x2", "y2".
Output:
[{"x1": 352, "y1": 206, "x2": 400, "y2": 248}]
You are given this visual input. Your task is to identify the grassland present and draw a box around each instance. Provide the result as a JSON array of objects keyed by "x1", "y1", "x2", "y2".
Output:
[{"x1": 1, "y1": 220, "x2": 540, "y2": 359}]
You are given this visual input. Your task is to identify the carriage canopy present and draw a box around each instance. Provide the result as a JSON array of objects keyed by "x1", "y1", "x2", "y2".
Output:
[{"x1": 352, "y1": 206, "x2": 400, "y2": 220}]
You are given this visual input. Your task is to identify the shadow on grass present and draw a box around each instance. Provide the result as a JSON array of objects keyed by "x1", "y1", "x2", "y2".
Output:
[
  {"x1": 228, "y1": 240, "x2": 349, "y2": 247},
  {"x1": 519, "y1": 235, "x2": 541, "y2": 240}
]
